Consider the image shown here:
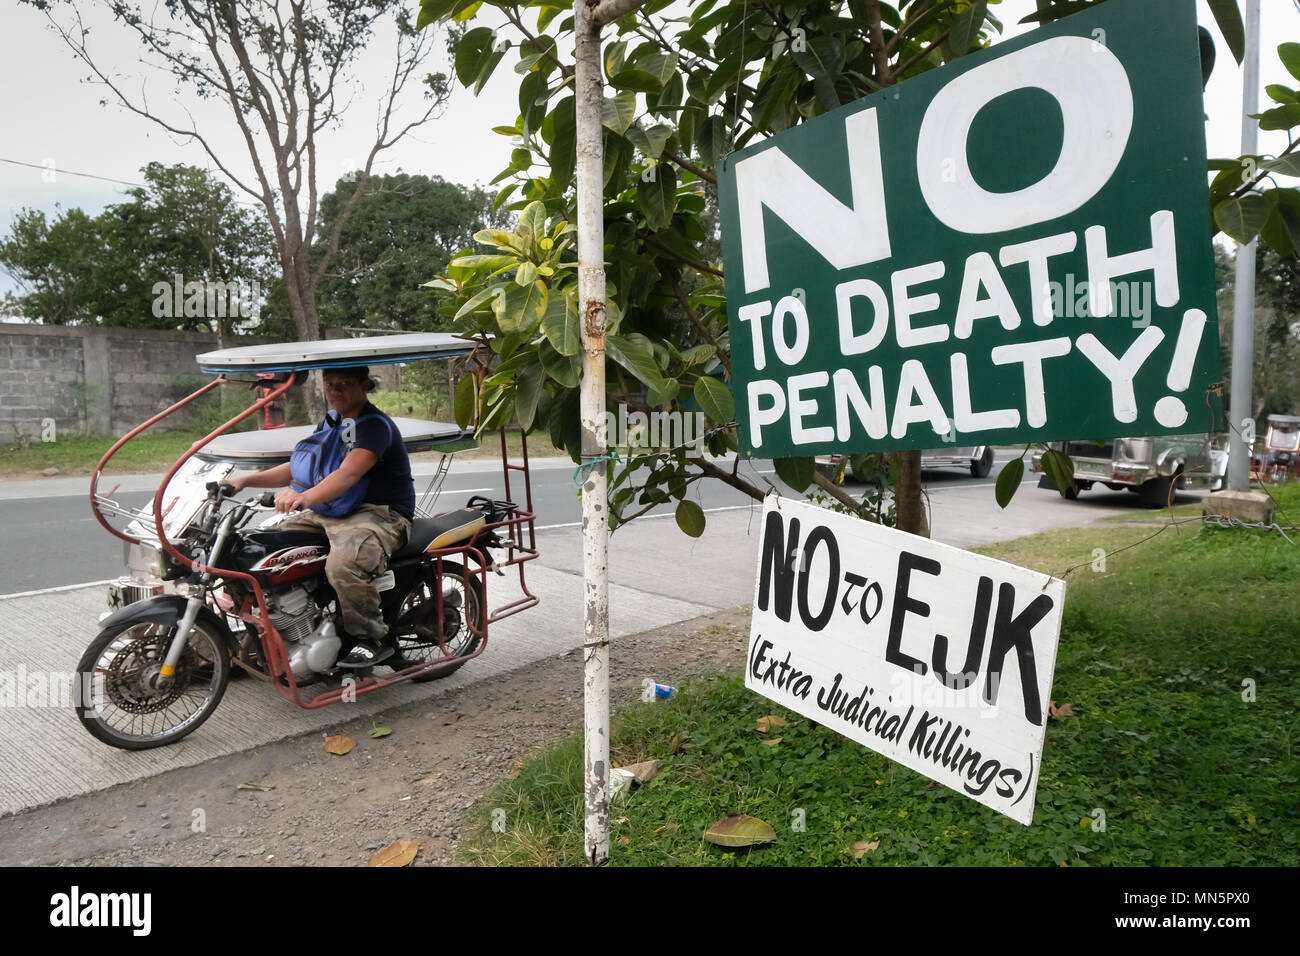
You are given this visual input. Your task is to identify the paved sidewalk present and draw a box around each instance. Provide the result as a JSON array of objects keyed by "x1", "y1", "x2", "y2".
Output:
[{"x1": 0, "y1": 563, "x2": 711, "y2": 817}]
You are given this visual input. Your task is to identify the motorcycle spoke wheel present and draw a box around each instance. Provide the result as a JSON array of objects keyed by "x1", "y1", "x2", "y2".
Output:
[
  {"x1": 389, "y1": 563, "x2": 483, "y2": 680},
  {"x1": 76, "y1": 619, "x2": 230, "y2": 750}
]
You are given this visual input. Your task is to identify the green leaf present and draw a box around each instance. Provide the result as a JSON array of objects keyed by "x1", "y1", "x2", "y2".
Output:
[
  {"x1": 453, "y1": 283, "x2": 507, "y2": 321},
  {"x1": 773, "y1": 456, "x2": 815, "y2": 493},
  {"x1": 541, "y1": 289, "x2": 581, "y2": 356},
  {"x1": 950, "y1": 0, "x2": 989, "y2": 55},
  {"x1": 518, "y1": 70, "x2": 548, "y2": 134},
  {"x1": 514, "y1": 361, "x2": 544, "y2": 431},
  {"x1": 549, "y1": 95, "x2": 577, "y2": 193},
  {"x1": 994, "y1": 457, "x2": 1024, "y2": 509},
  {"x1": 626, "y1": 123, "x2": 673, "y2": 159},
  {"x1": 1265, "y1": 154, "x2": 1300, "y2": 177},
  {"x1": 636, "y1": 163, "x2": 677, "y2": 231},
  {"x1": 751, "y1": 65, "x2": 801, "y2": 133},
  {"x1": 792, "y1": 34, "x2": 845, "y2": 81},
  {"x1": 453, "y1": 373, "x2": 476, "y2": 429},
  {"x1": 1281, "y1": 42, "x2": 1300, "y2": 87},
  {"x1": 607, "y1": 332, "x2": 668, "y2": 392},
  {"x1": 1256, "y1": 104, "x2": 1300, "y2": 131},
  {"x1": 367, "y1": 726, "x2": 392, "y2": 739},
  {"x1": 601, "y1": 91, "x2": 638, "y2": 134},
  {"x1": 693, "y1": 375, "x2": 734, "y2": 425},
  {"x1": 697, "y1": 114, "x2": 729, "y2": 170},
  {"x1": 450, "y1": 253, "x2": 518, "y2": 274},
  {"x1": 454, "y1": 27, "x2": 495, "y2": 87},
  {"x1": 1214, "y1": 193, "x2": 1271, "y2": 243},
  {"x1": 1041, "y1": 449, "x2": 1075, "y2": 497},
  {"x1": 539, "y1": 341, "x2": 581, "y2": 388},
  {"x1": 516, "y1": 200, "x2": 548, "y2": 247},
  {"x1": 675, "y1": 498, "x2": 706, "y2": 537},
  {"x1": 496, "y1": 278, "x2": 548, "y2": 334},
  {"x1": 1208, "y1": 0, "x2": 1245, "y2": 65},
  {"x1": 1266, "y1": 84, "x2": 1298, "y2": 105}
]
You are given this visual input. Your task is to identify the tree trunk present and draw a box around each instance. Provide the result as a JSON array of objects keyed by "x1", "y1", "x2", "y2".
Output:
[{"x1": 891, "y1": 449, "x2": 930, "y2": 537}]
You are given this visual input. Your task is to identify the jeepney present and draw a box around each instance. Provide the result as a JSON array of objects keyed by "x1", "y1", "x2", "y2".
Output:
[{"x1": 1031, "y1": 434, "x2": 1226, "y2": 507}]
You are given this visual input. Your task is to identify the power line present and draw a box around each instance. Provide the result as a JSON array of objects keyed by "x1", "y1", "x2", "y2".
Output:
[
  {"x1": 0, "y1": 156, "x2": 264, "y2": 208},
  {"x1": 0, "y1": 156, "x2": 149, "y2": 189}
]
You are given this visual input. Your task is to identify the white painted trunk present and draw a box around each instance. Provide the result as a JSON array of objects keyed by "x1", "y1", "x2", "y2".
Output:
[{"x1": 575, "y1": 0, "x2": 611, "y2": 867}]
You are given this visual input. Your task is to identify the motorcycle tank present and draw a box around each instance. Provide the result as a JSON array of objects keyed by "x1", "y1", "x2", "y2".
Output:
[{"x1": 228, "y1": 529, "x2": 330, "y2": 584}]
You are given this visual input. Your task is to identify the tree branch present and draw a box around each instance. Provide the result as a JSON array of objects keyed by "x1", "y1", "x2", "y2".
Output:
[
  {"x1": 591, "y1": 0, "x2": 650, "y2": 28},
  {"x1": 690, "y1": 455, "x2": 765, "y2": 502},
  {"x1": 671, "y1": 280, "x2": 730, "y2": 374},
  {"x1": 662, "y1": 150, "x2": 716, "y2": 185}
]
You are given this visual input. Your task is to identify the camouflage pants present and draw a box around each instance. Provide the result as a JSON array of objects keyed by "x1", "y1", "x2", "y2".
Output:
[{"x1": 277, "y1": 504, "x2": 411, "y2": 641}]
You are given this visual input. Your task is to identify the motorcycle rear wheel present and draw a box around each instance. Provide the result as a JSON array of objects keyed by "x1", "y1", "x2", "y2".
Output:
[
  {"x1": 75, "y1": 618, "x2": 230, "y2": 750},
  {"x1": 388, "y1": 561, "x2": 484, "y2": 683}
]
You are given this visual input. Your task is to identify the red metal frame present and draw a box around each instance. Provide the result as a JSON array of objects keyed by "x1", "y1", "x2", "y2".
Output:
[{"x1": 88, "y1": 374, "x2": 539, "y2": 709}]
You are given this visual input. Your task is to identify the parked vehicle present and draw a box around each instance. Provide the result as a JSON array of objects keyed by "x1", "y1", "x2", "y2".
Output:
[
  {"x1": 818, "y1": 445, "x2": 994, "y2": 482},
  {"x1": 82, "y1": 333, "x2": 540, "y2": 750},
  {"x1": 1031, "y1": 434, "x2": 1226, "y2": 508},
  {"x1": 1261, "y1": 414, "x2": 1300, "y2": 481}
]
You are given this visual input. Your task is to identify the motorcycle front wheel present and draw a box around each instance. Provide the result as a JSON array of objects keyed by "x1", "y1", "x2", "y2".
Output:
[{"x1": 75, "y1": 618, "x2": 231, "y2": 750}]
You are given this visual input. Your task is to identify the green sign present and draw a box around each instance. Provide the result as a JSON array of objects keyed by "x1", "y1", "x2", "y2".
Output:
[{"x1": 717, "y1": 0, "x2": 1221, "y2": 459}]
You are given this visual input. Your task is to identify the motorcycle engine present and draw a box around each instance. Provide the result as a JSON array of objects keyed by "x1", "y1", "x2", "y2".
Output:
[{"x1": 266, "y1": 587, "x2": 341, "y2": 678}]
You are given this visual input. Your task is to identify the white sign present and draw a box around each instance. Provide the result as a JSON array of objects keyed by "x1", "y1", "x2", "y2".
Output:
[{"x1": 745, "y1": 497, "x2": 1066, "y2": 825}]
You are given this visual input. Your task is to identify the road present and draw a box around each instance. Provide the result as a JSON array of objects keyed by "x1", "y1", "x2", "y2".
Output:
[{"x1": 0, "y1": 450, "x2": 1200, "y2": 596}]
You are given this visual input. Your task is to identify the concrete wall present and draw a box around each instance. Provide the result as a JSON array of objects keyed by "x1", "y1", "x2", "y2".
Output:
[
  {"x1": 1, "y1": 324, "x2": 412, "y2": 440},
  {"x1": 0, "y1": 324, "x2": 283, "y2": 438}
]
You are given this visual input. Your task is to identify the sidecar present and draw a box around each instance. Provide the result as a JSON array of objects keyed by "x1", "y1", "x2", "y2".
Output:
[
  {"x1": 89, "y1": 332, "x2": 540, "y2": 718},
  {"x1": 105, "y1": 416, "x2": 475, "y2": 612}
]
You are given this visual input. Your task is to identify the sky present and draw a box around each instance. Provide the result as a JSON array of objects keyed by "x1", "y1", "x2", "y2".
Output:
[{"x1": 0, "y1": 0, "x2": 1294, "y2": 309}]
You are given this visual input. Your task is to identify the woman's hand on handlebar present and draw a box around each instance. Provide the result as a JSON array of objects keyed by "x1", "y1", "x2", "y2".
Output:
[{"x1": 274, "y1": 488, "x2": 311, "y2": 513}]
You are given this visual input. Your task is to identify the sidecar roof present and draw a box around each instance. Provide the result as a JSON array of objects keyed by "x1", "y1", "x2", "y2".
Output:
[
  {"x1": 194, "y1": 417, "x2": 470, "y2": 466},
  {"x1": 196, "y1": 332, "x2": 476, "y2": 374}
]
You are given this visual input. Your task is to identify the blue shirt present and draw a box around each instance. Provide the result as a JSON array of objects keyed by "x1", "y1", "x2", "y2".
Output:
[{"x1": 331, "y1": 402, "x2": 415, "y2": 521}]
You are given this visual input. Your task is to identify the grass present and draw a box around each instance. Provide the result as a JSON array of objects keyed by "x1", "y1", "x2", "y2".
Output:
[
  {"x1": 460, "y1": 483, "x2": 1300, "y2": 866},
  {"x1": 0, "y1": 430, "x2": 242, "y2": 478}
]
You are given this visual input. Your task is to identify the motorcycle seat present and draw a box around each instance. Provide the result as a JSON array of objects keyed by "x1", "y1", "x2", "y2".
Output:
[{"x1": 393, "y1": 508, "x2": 486, "y2": 560}]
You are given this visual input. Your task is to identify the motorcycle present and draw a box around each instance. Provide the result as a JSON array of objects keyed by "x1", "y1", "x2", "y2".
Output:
[{"x1": 80, "y1": 333, "x2": 539, "y2": 750}]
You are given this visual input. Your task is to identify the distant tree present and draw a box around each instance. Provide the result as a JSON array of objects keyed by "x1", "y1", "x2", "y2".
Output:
[
  {"x1": 24, "y1": 0, "x2": 455, "y2": 414},
  {"x1": 312, "y1": 172, "x2": 511, "y2": 332},
  {"x1": 1216, "y1": 243, "x2": 1300, "y2": 420},
  {"x1": 0, "y1": 205, "x2": 102, "y2": 325},
  {"x1": 0, "y1": 163, "x2": 277, "y2": 332}
]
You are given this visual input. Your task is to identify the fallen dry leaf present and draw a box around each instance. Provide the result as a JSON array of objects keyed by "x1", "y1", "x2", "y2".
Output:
[
  {"x1": 755, "y1": 714, "x2": 788, "y2": 733},
  {"x1": 703, "y1": 814, "x2": 777, "y2": 848},
  {"x1": 760, "y1": 736, "x2": 782, "y2": 746},
  {"x1": 851, "y1": 840, "x2": 880, "y2": 859},
  {"x1": 369, "y1": 839, "x2": 418, "y2": 867},
  {"x1": 693, "y1": 768, "x2": 708, "y2": 781},
  {"x1": 925, "y1": 780, "x2": 941, "y2": 791},
  {"x1": 1048, "y1": 700, "x2": 1076, "y2": 717},
  {"x1": 618, "y1": 836, "x2": 630, "y2": 847},
  {"x1": 236, "y1": 782, "x2": 274, "y2": 792},
  {"x1": 669, "y1": 732, "x2": 684, "y2": 755},
  {"x1": 654, "y1": 823, "x2": 680, "y2": 834},
  {"x1": 324, "y1": 735, "x2": 356, "y2": 755}
]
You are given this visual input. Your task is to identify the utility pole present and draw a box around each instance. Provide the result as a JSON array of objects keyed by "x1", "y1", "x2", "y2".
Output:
[{"x1": 1227, "y1": 0, "x2": 1261, "y2": 491}]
